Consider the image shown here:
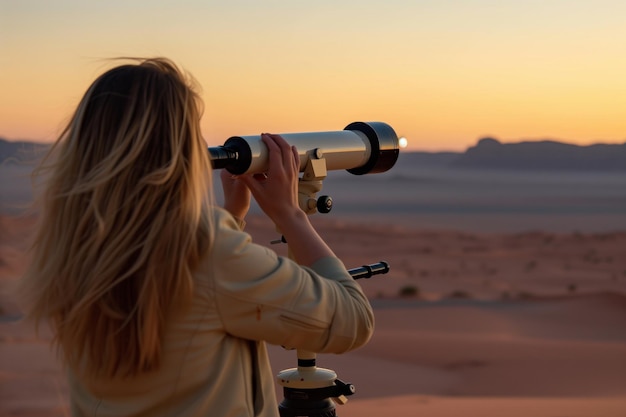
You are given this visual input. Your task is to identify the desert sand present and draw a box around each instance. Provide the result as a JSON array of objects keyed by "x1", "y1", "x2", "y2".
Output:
[{"x1": 1, "y1": 210, "x2": 626, "y2": 417}]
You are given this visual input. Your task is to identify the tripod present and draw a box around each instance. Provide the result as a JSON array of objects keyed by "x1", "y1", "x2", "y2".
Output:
[
  {"x1": 276, "y1": 262, "x2": 389, "y2": 417},
  {"x1": 273, "y1": 150, "x2": 391, "y2": 417}
]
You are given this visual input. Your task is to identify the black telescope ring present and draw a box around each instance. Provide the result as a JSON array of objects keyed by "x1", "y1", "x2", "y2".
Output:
[
  {"x1": 345, "y1": 121, "x2": 399, "y2": 175},
  {"x1": 221, "y1": 137, "x2": 253, "y2": 175}
]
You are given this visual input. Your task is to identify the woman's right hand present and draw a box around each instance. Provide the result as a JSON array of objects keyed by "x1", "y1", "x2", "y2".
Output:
[
  {"x1": 240, "y1": 133, "x2": 336, "y2": 266},
  {"x1": 238, "y1": 133, "x2": 302, "y2": 225}
]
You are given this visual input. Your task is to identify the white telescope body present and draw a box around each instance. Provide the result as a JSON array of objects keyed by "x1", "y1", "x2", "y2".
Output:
[{"x1": 209, "y1": 121, "x2": 399, "y2": 175}]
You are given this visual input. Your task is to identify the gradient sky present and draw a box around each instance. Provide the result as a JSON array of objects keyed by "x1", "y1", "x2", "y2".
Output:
[{"x1": 1, "y1": 0, "x2": 625, "y2": 151}]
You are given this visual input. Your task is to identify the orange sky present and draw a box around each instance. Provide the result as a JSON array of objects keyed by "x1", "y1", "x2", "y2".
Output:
[{"x1": 1, "y1": 0, "x2": 625, "y2": 151}]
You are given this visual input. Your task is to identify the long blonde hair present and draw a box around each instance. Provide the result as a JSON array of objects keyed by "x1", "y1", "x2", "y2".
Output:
[{"x1": 20, "y1": 58, "x2": 214, "y2": 378}]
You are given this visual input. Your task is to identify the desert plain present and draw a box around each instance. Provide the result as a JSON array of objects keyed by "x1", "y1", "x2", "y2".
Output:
[{"x1": 1, "y1": 156, "x2": 626, "y2": 416}]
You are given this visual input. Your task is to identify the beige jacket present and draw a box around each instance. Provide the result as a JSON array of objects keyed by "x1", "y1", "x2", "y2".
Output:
[{"x1": 69, "y1": 208, "x2": 374, "y2": 417}]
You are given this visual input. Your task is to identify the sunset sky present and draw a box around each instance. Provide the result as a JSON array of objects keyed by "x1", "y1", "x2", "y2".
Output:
[{"x1": 1, "y1": 0, "x2": 625, "y2": 151}]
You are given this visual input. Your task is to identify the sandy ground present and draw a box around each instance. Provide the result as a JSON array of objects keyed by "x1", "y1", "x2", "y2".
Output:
[{"x1": 1, "y1": 213, "x2": 626, "y2": 416}]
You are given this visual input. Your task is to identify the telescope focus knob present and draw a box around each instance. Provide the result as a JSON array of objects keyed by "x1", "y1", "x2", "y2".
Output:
[{"x1": 317, "y1": 196, "x2": 333, "y2": 214}]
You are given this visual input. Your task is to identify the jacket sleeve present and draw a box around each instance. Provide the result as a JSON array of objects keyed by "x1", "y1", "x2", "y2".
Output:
[{"x1": 208, "y1": 209, "x2": 374, "y2": 354}]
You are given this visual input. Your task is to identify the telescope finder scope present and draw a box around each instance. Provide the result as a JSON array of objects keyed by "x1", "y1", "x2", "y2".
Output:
[{"x1": 209, "y1": 121, "x2": 399, "y2": 175}]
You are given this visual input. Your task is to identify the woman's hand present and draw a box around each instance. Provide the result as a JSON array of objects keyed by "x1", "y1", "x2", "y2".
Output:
[
  {"x1": 220, "y1": 169, "x2": 251, "y2": 222},
  {"x1": 238, "y1": 133, "x2": 301, "y2": 225},
  {"x1": 240, "y1": 133, "x2": 336, "y2": 266}
]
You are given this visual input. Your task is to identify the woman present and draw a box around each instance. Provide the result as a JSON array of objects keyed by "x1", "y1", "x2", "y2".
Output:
[{"x1": 19, "y1": 57, "x2": 374, "y2": 417}]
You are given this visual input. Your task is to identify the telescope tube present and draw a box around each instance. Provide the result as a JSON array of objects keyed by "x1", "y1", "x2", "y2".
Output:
[{"x1": 208, "y1": 121, "x2": 399, "y2": 175}]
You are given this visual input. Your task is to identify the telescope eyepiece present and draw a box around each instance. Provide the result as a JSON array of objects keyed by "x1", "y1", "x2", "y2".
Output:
[
  {"x1": 208, "y1": 146, "x2": 239, "y2": 170},
  {"x1": 219, "y1": 137, "x2": 253, "y2": 175}
]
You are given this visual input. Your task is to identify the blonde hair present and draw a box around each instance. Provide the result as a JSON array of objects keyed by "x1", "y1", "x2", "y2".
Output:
[{"x1": 20, "y1": 58, "x2": 214, "y2": 378}]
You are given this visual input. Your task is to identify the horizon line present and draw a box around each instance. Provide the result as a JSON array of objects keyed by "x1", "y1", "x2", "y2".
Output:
[{"x1": 1, "y1": 135, "x2": 625, "y2": 154}]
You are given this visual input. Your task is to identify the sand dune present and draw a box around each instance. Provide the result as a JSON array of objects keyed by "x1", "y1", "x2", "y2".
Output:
[
  {"x1": 1, "y1": 213, "x2": 626, "y2": 416},
  {"x1": 340, "y1": 396, "x2": 626, "y2": 417}
]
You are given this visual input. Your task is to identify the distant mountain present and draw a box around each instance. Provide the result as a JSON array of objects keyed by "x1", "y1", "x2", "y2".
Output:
[
  {"x1": 2, "y1": 137, "x2": 625, "y2": 172},
  {"x1": 395, "y1": 151, "x2": 461, "y2": 167},
  {"x1": 450, "y1": 138, "x2": 626, "y2": 171},
  {"x1": 0, "y1": 138, "x2": 50, "y2": 164}
]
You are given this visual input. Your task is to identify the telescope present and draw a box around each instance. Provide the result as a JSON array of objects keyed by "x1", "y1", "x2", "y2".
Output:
[
  {"x1": 209, "y1": 123, "x2": 398, "y2": 416},
  {"x1": 208, "y1": 121, "x2": 399, "y2": 176}
]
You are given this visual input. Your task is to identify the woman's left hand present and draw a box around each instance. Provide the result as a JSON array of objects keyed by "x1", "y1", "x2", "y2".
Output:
[{"x1": 220, "y1": 169, "x2": 251, "y2": 222}]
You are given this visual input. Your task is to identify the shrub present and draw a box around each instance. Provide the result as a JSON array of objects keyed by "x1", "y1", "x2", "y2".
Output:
[
  {"x1": 398, "y1": 285, "x2": 419, "y2": 298},
  {"x1": 448, "y1": 290, "x2": 471, "y2": 299}
]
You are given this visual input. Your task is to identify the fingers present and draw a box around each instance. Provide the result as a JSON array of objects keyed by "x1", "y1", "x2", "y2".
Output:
[
  {"x1": 261, "y1": 133, "x2": 295, "y2": 174},
  {"x1": 260, "y1": 133, "x2": 300, "y2": 176},
  {"x1": 235, "y1": 132, "x2": 303, "y2": 220},
  {"x1": 291, "y1": 145, "x2": 299, "y2": 172},
  {"x1": 238, "y1": 133, "x2": 298, "y2": 190}
]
